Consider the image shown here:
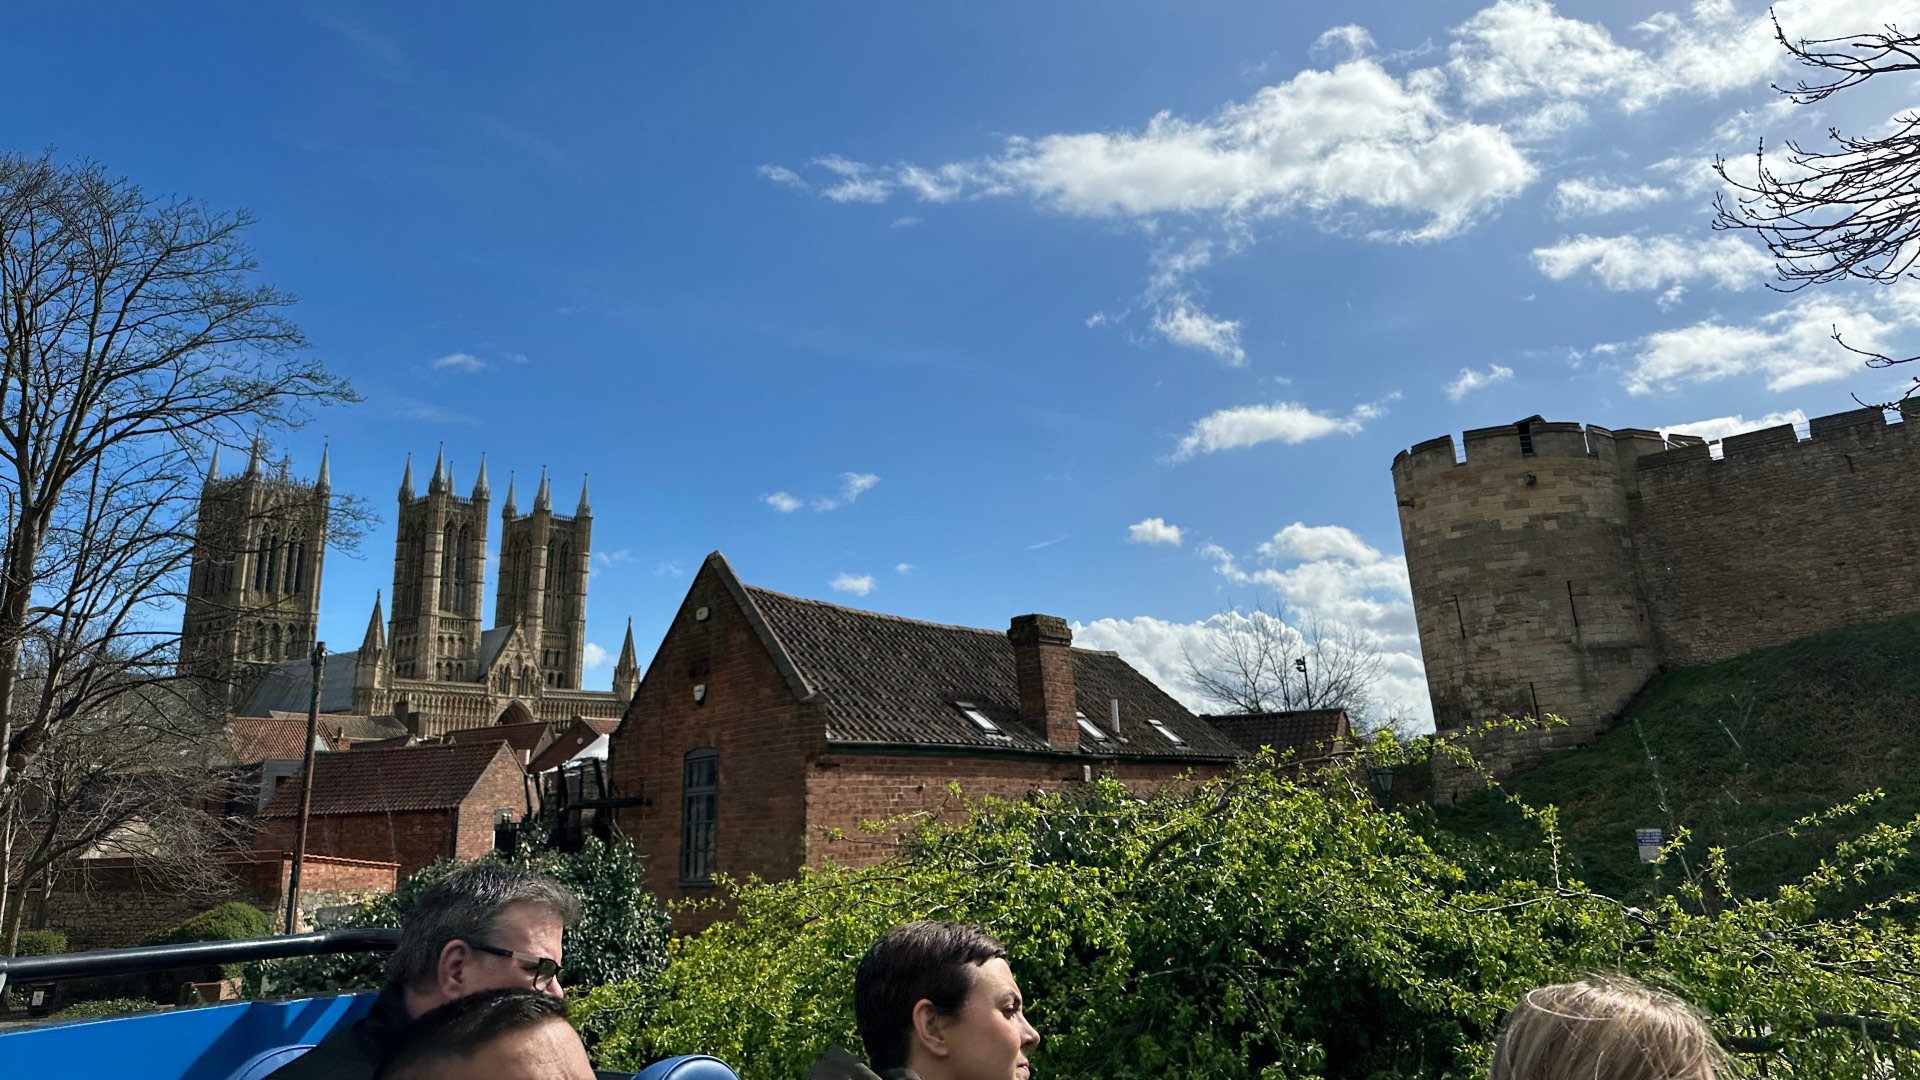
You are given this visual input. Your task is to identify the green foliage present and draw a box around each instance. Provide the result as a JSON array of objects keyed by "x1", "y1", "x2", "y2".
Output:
[
  {"x1": 580, "y1": 746, "x2": 1920, "y2": 1080},
  {"x1": 49, "y1": 997, "x2": 164, "y2": 1021},
  {"x1": 14, "y1": 929, "x2": 66, "y2": 956},
  {"x1": 143, "y1": 901, "x2": 272, "y2": 949},
  {"x1": 261, "y1": 839, "x2": 669, "y2": 997},
  {"x1": 1440, "y1": 612, "x2": 1920, "y2": 903}
]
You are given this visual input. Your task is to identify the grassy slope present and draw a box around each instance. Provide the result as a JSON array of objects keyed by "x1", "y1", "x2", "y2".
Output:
[{"x1": 1437, "y1": 613, "x2": 1920, "y2": 901}]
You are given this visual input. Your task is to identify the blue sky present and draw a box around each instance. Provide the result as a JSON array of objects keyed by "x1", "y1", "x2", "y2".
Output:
[{"x1": 10, "y1": 1, "x2": 1916, "y2": 721}]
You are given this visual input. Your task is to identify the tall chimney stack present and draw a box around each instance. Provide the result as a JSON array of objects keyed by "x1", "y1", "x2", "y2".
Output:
[{"x1": 1008, "y1": 614, "x2": 1077, "y2": 751}]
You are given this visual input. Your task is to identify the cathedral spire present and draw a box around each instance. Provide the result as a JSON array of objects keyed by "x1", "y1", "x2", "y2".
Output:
[
  {"x1": 316, "y1": 443, "x2": 331, "y2": 494},
  {"x1": 205, "y1": 447, "x2": 221, "y2": 486},
  {"x1": 429, "y1": 444, "x2": 447, "y2": 495},
  {"x1": 534, "y1": 466, "x2": 551, "y2": 512},
  {"x1": 612, "y1": 618, "x2": 640, "y2": 701},
  {"x1": 473, "y1": 454, "x2": 490, "y2": 501},
  {"x1": 244, "y1": 439, "x2": 262, "y2": 479},
  {"x1": 445, "y1": 457, "x2": 456, "y2": 495},
  {"x1": 362, "y1": 591, "x2": 386, "y2": 653},
  {"x1": 577, "y1": 474, "x2": 591, "y2": 517},
  {"x1": 502, "y1": 471, "x2": 517, "y2": 517},
  {"x1": 399, "y1": 454, "x2": 415, "y2": 500}
]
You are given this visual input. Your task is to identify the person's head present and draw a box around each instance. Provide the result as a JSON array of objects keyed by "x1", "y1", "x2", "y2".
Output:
[
  {"x1": 387, "y1": 861, "x2": 582, "y2": 1014},
  {"x1": 854, "y1": 920, "x2": 1039, "y2": 1080},
  {"x1": 1491, "y1": 978, "x2": 1728, "y2": 1080},
  {"x1": 375, "y1": 988, "x2": 594, "y2": 1080}
]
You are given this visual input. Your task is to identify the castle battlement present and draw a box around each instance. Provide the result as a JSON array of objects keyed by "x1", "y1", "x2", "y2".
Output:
[
  {"x1": 1391, "y1": 417, "x2": 1679, "y2": 486},
  {"x1": 1633, "y1": 406, "x2": 1907, "y2": 475}
]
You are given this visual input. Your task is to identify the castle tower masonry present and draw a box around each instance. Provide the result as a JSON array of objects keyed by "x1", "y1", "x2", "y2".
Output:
[
  {"x1": 1394, "y1": 408, "x2": 1920, "y2": 802},
  {"x1": 494, "y1": 467, "x2": 591, "y2": 690},
  {"x1": 390, "y1": 448, "x2": 491, "y2": 682}
]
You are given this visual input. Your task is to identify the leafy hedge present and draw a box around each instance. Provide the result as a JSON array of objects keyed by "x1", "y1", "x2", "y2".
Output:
[
  {"x1": 576, "y1": 744, "x2": 1920, "y2": 1080},
  {"x1": 262, "y1": 839, "x2": 669, "y2": 997},
  {"x1": 14, "y1": 929, "x2": 66, "y2": 956}
]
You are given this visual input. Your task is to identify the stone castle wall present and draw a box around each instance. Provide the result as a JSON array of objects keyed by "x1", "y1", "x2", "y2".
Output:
[{"x1": 1393, "y1": 407, "x2": 1920, "y2": 801}]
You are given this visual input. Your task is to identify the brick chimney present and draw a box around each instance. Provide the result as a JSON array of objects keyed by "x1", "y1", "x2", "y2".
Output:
[{"x1": 1008, "y1": 614, "x2": 1077, "y2": 751}]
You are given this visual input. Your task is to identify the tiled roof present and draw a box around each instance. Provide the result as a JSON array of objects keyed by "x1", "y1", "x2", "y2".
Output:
[
  {"x1": 224, "y1": 716, "x2": 343, "y2": 765},
  {"x1": 445, "y1": 721, "x2": 552, "y2": 755},
  {"x1": 528, "y1": 719, "x2": 614, "y2": 774},
  {"x1": 736, "y1": 579, "x2": 1240, "y2": 760},
  {"x1": 266, "y1": 710, "x2": 409, "y2": 744},
  {"x1": 1203, "y1": 709, "x2": 1352, "y2": 758},
  {"x1": 478, "y1": 626, "x2": 513, "y2": 674},
  {"x1": 242, "y1": 651, "x2": 363, "y2": 715},
  {"x1": 258, "y1": 742, "x2": 515, "y2": 817}
]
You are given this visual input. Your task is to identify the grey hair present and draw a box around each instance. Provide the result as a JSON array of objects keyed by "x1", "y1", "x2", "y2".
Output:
[{"x1": 387, "y1": 862, "x2": 582, "y2": 993}]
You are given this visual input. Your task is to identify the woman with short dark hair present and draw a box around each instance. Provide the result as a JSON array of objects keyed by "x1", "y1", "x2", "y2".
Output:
[{"x1": 811, "y1": 921, "x2": 1040, "y2": 1080}]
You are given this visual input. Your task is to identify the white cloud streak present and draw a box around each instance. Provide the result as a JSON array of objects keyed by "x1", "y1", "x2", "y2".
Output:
[
  {"x1": 1127, "y1": 517, "x2": 1185, "y2": 547},
  {"x1": 764, "y1": 492, "x2": 803, "y2": 513},
  {"x1": 430, "y1": 352, "x2": 486, "y2": 373},
  {"x1": 1552, "y1": 176, "x2": 1670, "y2": 217},
  {"x1": 830, "y1": 572, "x2": 877, "y2": 596},
  {"x1": 1445, "y1": 363, "x2": 1515, "y2": 401},
  {"x1": 1533, "y1": 233, "x2": 1774, "y2": 292},
  {"x1": 1619, "y1": 283, "x2": 1920, "y2": 395},
  {"x1": 1171, "y1": 399, "x2": 1385, "y2": 461},
  {"x1": 1660, "y1": 409, "x2": 1810, "y2": 444}
]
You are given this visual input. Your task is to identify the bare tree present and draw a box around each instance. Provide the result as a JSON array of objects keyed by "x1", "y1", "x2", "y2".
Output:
[
  {"x1": 0, "y1": 152, "x2": 358, "y2": 946},
  {"x1": 1712, "y1": 15, "x2": 1920, "y2": 391},
  {"x1": 1181, "y1": 601, "x2": 1385, "y2": 722}
]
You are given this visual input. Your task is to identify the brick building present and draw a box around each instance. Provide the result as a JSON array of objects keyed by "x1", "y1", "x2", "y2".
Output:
[
  {"x1": 252, "y1": 742, "x2": 530, "y2": 875},
  {"x1": 1393, "y1": 407, "x2": 1920, "y2": 799},
  {"x1": 611, "y1": 553, "x2": 1242, "y2": 929}
]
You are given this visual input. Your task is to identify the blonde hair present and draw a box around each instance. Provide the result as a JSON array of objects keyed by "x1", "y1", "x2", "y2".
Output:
[{"x1": 1491, "y1": 978, "x2": 1729, "y2": 1080}]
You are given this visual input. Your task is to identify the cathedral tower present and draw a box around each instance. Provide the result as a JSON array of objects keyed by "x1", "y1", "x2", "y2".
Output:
[
  {"x1": 181, "y1": 443, "x2": 330, "y2": 710},
  {"x1": 494, "y1": 469, "x2": 591, "y2": 689},
  {"x1": 389, "y1": 449, "x2": 492, "y2": 681}
]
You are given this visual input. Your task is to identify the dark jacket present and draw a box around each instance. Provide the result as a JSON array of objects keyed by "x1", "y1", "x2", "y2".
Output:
[
  {"x1": 807, "y1": 1045, "x2": 920, "y2": 1080},
  {"x1": 265, "y1": 983, "x2": 412, "y2": 1080}
]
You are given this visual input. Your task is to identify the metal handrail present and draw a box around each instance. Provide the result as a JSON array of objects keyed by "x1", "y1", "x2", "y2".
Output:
[{"x1": 0, "y1": 926, "x2": 399, "y2": 992}]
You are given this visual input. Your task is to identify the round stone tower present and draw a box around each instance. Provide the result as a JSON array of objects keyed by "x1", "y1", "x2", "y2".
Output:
[{"x1": 1391, "y1": 418, "x2": 1670, "y2": 802}]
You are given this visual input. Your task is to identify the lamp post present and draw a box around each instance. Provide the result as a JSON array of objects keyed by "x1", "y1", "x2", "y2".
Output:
[
  {"x1": 285, "y1": 642, "x2": 324, "y2": 935},
  {"x1": 1369, "y1": 764, "x2": 1397, "y2": 806}
]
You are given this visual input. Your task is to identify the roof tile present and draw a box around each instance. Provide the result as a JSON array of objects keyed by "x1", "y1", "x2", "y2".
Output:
[{"x1": 258, "y1": 742, "x2": 515, "y2": 817}]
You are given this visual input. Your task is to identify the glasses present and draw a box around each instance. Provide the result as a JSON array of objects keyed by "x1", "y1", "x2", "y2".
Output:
[{"x1": 466, "y1": 940, "x2": 563, "y2": 989}]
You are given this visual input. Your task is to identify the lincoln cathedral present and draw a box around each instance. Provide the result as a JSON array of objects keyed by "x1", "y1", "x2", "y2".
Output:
[{"x1": 180, "y1": 446, "x2": 637, "y2": 736}]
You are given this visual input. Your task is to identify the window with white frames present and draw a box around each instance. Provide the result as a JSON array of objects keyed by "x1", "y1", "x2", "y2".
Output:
[
  {"x1": 1074, "y1": 711, "x2": 1110, "y2": 742},
  {"x1": 954, "y1": 702, "x2": 1002, "y2": 734},
  {"x1": 1145, "y1": 718, "x2": 1186, "y2": 746}
]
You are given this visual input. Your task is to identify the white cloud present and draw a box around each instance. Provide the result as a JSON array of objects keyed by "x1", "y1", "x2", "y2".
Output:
[
  {"x1": 1620, "y1": 284, "x2": 1920, "y2": 395},
  {"x1": 1660, "y1": 409, "x2": 1809, "y2": 444},
  {"x1": 1445, "y1": 363, "x2": 1515, "y2": 401},
  {"x1": 1171, "y1": 400, "x2": 1380, "y2": 461},
  {"x1": 1128, "y1": 517, "x2": 1185, "y2": 547},
  {"x1": 1533, "y1": 233, "x2": 1774, "y2": 292},
  {"x1": 813, "y1": 155, "x2": 892, "y2": 203},
  {"x1": 764, "y1": 492, "x2": 803, "y2": 513},
  {"x1": 1311, "y1": 24, "x2": 1377, "y2": 61},
  {"x1": 890, "y1": 216, "x2": 923, "y2": 228},
  {"x1": 1552, "y1": 176, "x2": 1669, "y2": 217},
  {"x1": 759, "y1": 164, "x2": 809, "y2": 191},
  {"x1": 830, "y1": 572, "x2": 877, "y2": 596},
  {"x1": 814, "y1": 471, "x2": 880, "y2": 511},
  {"x1": 430, "y1": 352, "x2": 486, "y2": 373},
  {"x1": 583, "y1": 642, "x2": 609, "y2": 670},
  {"x1": 1153, "y1": 297, "x2": 1246, "y2": 365},
  {"x1": 654, "y1": 560, "x2": 685, "y2": 578},
  {"x1": 1449, "y1": 0, "x2": 1646, "y2": 108},
  {"x1": 895, "y1": 562, "x2": 914, "y2": 575},
  {"x1": 1257, "y1": 523, "x2": 1383, "y2": 565},
  {"x1": 507, "y1": 351, "x2": 530, "y2": 365},
  {"x1": 1028, "y1": 535, "x2": 1068, "y2": 550}
]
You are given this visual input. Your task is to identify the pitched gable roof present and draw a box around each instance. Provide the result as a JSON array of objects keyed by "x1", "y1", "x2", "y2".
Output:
[
  {"x1": 266, "y1": 710, "x2": 409, "y2": 744},
  {"x1": 258, "y1": 742, "x2": 518, "y2": 817},
  {"x1": 242, "y1": 651, "x2": 363, "y2": 715},
  {"x1": 694, "y1": 554, "x2": 1237, "y2": 760},
  {"x1": 445, "y1": 721, "x2": 553, "y2": 756},
  {"x1": 1203, "y1": 709, "x2": 1352, "y2": 759},
  {"x1": 224, "y1": 716, "x2": 343, "y2": 765}
]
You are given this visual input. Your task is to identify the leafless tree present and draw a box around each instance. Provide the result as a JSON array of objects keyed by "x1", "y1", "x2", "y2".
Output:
[
  {"x1": 0, "y1": 152, "x2": 358, "y2": 947},
  {"x1": 1712, "y1": 14, "x2": 1920, "y2": 394},
  {"x1": 1181, "y1": 601, "x2": 1385, "y2": 723}
]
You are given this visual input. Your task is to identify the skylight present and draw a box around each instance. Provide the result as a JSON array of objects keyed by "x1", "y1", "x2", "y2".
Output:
[
  {"x1": 954, "y1": 702, "x2": 1001, "y2": 734},
  {"x1": 1145, "y1": 718, "x2": 1186, "y2": 746},
  {"x1": 1074, "y1": 711, "x2": 1110, "y2": 742}
]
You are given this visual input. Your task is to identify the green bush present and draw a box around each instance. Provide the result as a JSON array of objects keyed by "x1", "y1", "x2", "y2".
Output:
[
  {"x1": 14, "y1": 929, "x2": 66, "y2": 956},
  {"x1": 142, "y1": 901, "x2": 271, "y2": 950},
  {"x1": 576, "y1": 742, "x2": 1920, "y2": 1080},
  {"x1": 262, "y1": 839, "x2": 669, "y2": 999},
  {"x1": 49, "y1": 997, "x2": 164, "y2": 1021}
]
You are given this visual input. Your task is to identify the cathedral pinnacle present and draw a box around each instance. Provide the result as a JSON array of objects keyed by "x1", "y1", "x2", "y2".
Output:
[
  {"x1": 473, "y1": 453, "x2": 490, "y2": 501},
  {"x1": 502, "y1": 471, "x2": 517, "y2": 516},
  {"x1": 577, "y1": 475, "x2": 591, "y2": 516},
  {"x1": 206, "y1": 446, "x2": 221, "y2": 486},
  {"x1": 362, "y1": 591, "x2": 386, "y2": 652},
  {"x1": 399, "y1": 454, "x2": 415, "y2": 500},
  {"x1": 429, "y1": 444, "x2": 447, "y2": 495},
  {"x1": 245, "y1": 439, "x2": 262, "y2": 479},
  {"x1": 534, "y1": 466, "x2": 551, "y2": 512},
  {"x1": 316, "y1": 443, "x2": 331, "y2": 494}
]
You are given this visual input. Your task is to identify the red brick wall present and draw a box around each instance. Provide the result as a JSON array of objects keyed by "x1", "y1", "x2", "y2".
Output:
[
  {"x1": 1010, "y1": 615, "x2": 1078, "y2": 750},
  {"x1": 37, "y1": 852, "x2": 397, "y2": 949},
  {"x1": 454, "y1": 754, "x2": 538, "y2": 862},
  {"x1": 253, "y1": 810, "x2": 457, "y2": 877},
  {"x1": 804, "y1": 753, "x2": 1223, "y2": 870},
  {"x1": 611, "y1": 568, "x2": 821, "y2": 930}
]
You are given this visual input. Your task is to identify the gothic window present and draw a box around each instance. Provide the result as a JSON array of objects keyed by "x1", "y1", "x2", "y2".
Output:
[
  {"x1": 680, "y1": 750, "x2": 718, "y2": 884},
  {"x1": 442, "y1": 522, "x2": 455, "y2": 588},
  {"x1": 252, "y1": 622, "x2": 267, "y2": 661},
  {"x1": 265, "y1": 532, "x2": 281, "y2": 595},
  {"x1": 294, "y1": 535, "x2": 307, "y2": 594},
  {"x1": 253, "y1": 532, "x2": 269, "y2": 592},
  {"x1": 283, "y1": 532, "x2": 299, "y2": 593}
]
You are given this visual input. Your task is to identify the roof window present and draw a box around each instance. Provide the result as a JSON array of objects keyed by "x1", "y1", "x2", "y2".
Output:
[
  {"x1": 954, "y1": 702, "x2": 1002, "y2": 734},
  {"x1": 1074, "y1": 711, "x2": 1110, "y2": 742},
  {"x1": 1145, "y1": 718, "x2": 1186, "y2": 746}
]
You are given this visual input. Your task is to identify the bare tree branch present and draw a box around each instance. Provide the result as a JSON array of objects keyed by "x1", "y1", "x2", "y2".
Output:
[{"x1": 1181, "y1": 600, "x2": 1385, "y2": 724}]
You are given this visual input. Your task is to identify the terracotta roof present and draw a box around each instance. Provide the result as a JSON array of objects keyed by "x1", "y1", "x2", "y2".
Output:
[
  {"x1": 722, "y1": 566, "x2": 1239, "y2": 760},
  {"x1": 264, "y1": 710, "x2": 409, "y2": 744},
  {"x1": 581, "y1": 717, "x2": 621, "y2": 736},
  {"x1": 224, "y1": 716, "x2": 344, "y2": 765},
  {"x1": 444, "y1": 721, "x2": 552, "y2": 755},
  {"x1": 258, "y1": 742, "x2": 517, "y2": 817},
  {"x1": 1202, "y1": 709, "x2": 1352, "y2": 759}
]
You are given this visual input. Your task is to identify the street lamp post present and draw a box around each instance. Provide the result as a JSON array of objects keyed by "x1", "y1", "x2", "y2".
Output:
[{"x1": 284, "y1": 643, "x2": 325, "y2": 935}]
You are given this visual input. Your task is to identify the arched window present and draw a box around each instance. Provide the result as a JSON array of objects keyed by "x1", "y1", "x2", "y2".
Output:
[
  {"x1": 442, "y1": 523, "x2": 455, "y2": 584},
  {"x1": 253, "y1": 532, "x2": 269, "y2": 592},
  {"x1": 680, "y1": 750, "x2": 718, "y2": 884},
  {"x1": 283, "y1": 533, "x2": 297, "y2": 593},
  {"x1": 265, "y1": 533, "x2": 281, "y2": 595}
]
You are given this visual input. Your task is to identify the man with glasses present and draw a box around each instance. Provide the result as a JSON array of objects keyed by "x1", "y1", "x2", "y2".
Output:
[{"x1": 269, "y1": 862, "x2": 581, "y2": 1080}]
